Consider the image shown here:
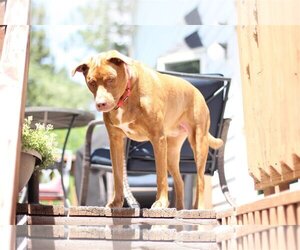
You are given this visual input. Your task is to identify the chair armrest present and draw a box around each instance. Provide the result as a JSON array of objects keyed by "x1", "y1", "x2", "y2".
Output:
[
  {"x1": 84, "y1": 119, "x2": 105, "y2": 163},
  {"x1": 80, "y1": 119, "x2": 104, "y2": 205}
]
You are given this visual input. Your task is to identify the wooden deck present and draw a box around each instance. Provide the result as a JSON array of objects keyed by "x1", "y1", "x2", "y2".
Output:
[
  {"x1": 16, "y1": 195, "x2": 300, "y2": 250},
  {"x1": 17, "y1": 204, "x2": 220, "y2": 249}
]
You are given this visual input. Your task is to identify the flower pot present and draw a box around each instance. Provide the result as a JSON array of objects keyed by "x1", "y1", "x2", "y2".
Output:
[{"x1": 19, "y1": 149, "x2": 42, "y2": 192}]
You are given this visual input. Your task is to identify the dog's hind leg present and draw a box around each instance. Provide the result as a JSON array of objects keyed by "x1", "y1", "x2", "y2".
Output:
[
  {"x1": 167, "y1": 135, "x2": 186, "y2": 210},
  {"x1": 188, "y1": 126, "x2": 209, "y2": 209}
]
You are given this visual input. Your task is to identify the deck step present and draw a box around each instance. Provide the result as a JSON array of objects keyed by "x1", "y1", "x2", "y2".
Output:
[
  {"x1": 68, "y1": 206, "x2": 140, "y2": 217},
  {"x1": 22, "y1": 223, "x2": 218, "y2": 240},
  {"x1": 17, "y1": 204, "x2": 216, "y2": 219},
  {"x1": 17, "y1": 203, "x2": 220, "y2": 249},
  {"x1": 17, "y1": 203, "x2": 65, "y2": 216},
  {"x1": 27, "y1": 215, "x2": 219, "y2": 226}
]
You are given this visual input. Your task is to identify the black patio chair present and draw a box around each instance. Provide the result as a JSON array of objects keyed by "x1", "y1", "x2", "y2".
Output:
[{"x1": 79, "y1": 72, "x2": 235, "y2": 208}]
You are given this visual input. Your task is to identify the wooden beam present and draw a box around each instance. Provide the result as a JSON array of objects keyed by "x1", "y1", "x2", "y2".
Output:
[
  {"x1": 4, "y1": 0, "x2": 30, "y2": 25},
  {"x1": 0, "y1": 25, "x2": 30, "y2": 225},
  {"x1": 0, "y1": 1, "x2": 5, "y2": 24},
  {"x1": 0, "y1": 0, "x2": 30, "y2": 226},
  {"x1": 0, "y1": 26, "x2": 5, "y2": 58}
]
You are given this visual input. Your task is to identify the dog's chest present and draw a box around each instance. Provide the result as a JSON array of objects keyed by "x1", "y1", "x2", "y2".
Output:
[{"x1": 112, "y1": 109, "x2": 147, "y2": 141}]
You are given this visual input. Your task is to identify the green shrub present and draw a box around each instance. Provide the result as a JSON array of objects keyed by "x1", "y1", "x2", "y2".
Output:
[{"x1": 22, "y1": 116, "x2": 58, "y2": 169}]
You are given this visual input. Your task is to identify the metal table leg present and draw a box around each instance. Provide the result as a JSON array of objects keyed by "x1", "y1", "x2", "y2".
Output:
[
  {"x1": 28, "y1": 171, "x2": 39, "y2": 203},
  {"x1": 59, "y1": 115, "x2": 77, "y2": 207}
]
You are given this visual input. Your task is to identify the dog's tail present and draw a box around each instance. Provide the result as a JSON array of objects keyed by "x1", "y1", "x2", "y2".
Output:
[{"x1": 208, "y1": 133, "x2": 223, "y2": 149}]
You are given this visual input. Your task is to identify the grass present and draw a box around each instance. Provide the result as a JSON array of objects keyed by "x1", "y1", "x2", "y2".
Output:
[
  {"x1": 54, "y1": 126, "x2": 87, "y2": 153},
  {"x1": 68, "y1": 175, "x2": 78, "y2": 206}
]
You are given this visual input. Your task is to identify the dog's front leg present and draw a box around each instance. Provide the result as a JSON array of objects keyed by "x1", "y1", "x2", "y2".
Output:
[
  {"x1": 105, "y1": 126, "x2": 125, "y2": 208},
  {"x1": 151, "y1": 135, "x2": 169, "y2": 208}
]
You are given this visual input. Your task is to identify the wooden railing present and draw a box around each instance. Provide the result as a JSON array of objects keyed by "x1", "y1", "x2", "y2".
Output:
[
  {"x1": 217, "y1": 190, "x2": 300, "y2": 225},
  {"x1": 217, "y1": 189, "x2": 300, "y2": 249},
  {"x1": 237, "y1": 0, "x2": 300, "y2": 195}
]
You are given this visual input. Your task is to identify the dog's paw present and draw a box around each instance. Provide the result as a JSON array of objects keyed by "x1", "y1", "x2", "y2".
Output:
[
  {"x1": 151, "y1": 199, "x2": 169, "y2": 209},
  {"x1": 175, "y1": 203, "x2": 184, "y2": 210},
  {"x1": 193, "y1": 202, "x2": 205, "y2": 210},
  {"x1": 105, "y1": 198, "x2": 124, "y2": 208}
]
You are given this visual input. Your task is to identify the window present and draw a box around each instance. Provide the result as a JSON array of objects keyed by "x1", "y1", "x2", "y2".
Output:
[
  {"x1": 157, "y1": 48, "x2": 205, "y2": 74},
  {"x1": 165, "y1": 60, "x2": 200, "y2": 74}
]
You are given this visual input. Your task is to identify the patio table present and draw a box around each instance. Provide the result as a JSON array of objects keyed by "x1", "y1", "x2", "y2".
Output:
[{"x1": 24, "y1": 107, "x2": 95, "y2": 207}]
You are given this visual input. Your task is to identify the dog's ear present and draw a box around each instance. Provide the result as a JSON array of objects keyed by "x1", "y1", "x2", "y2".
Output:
[
  {"x1": 72, "y1": 63, "x2": 89, "y2": 77},
  {"x1": 106, "y1": 50, "x2": 132, "y2": 66}
]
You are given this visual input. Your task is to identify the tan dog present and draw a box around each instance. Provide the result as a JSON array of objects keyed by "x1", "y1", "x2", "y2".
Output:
[{"x1": 73, "y1": 50, "x2": 223, "y2": 209}]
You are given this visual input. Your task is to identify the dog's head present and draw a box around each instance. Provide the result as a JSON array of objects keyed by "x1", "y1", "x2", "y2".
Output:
[{"x1": 72, "y1": 50, "x2": 133, "y2": 112}]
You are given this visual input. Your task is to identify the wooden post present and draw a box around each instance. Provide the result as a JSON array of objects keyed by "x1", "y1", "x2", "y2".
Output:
[
  {"x1": 237, "y1": 0, "x2": 300, "y2": 191},
  {"x1": 0, "y1": 1, "x2": 5, "y2": 24},
  {"x1": 0, "y1": 0, "x2": 30, "y2": 225},
  {"x1": 0, "y1": 26, "x2": 5, "y2": 58}
]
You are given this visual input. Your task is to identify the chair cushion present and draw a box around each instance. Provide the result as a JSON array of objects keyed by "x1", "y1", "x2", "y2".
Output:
[
  {"x1": 127, "y1": 157, "x2": 213, "y2": 175},
  {"x1": 91, "y1": 144, "x2": 214, "y2": 175},
  {"x1": 90, "y1": 149, "x2": 173, "y2": 187},
  {"x1": 91, "y1": 148, "x2": 111, "y2": 166}
]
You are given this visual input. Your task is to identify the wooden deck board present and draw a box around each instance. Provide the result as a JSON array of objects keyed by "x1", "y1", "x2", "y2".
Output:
[
  {"x1": 28, "y1": 239, "x2": 218, "y2": 250},
  {"x1": 18, "y1": 204, "x2": 216, "y2": 219},
  {"x1": 69, "y1": 226, "x2": 140, "y2": 240},
  {"x1": 142, "y1": 208, "x2": 177, "y2": 218},
  {"x1": 23, "y1": 223, "x2": 218, "y2": 242},
  {"x1": 17, "y1": 204, "x2": 65, "y2": 216},
  {"x1": 176, "y1": 209, "x2": 216, "y2": 219},
  {"x1": 28, "y1": 225, "x2": 65, "y2": 238},
  {"x1": 27, "y1": 216, "x2": 218, "y2": 226},
  {"x1": 19, "y1": 224, "x2": 300, "y2": 249},
  {"x1": 69, "y1": 206, "x2": 140, "y2": 217}
]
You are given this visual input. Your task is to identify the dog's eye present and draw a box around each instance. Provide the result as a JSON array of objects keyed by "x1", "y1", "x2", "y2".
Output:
[
  {"x1": 106, "y1": 78, "x2": 115, "y2": 84},
  {"x1": 88, "y1": 80, "x2": 97, "y2": 89}
]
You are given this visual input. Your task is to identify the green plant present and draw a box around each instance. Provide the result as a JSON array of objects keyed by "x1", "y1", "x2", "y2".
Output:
[{"x1": 22, "y1": 116, "x2": 58, "y2": 169}]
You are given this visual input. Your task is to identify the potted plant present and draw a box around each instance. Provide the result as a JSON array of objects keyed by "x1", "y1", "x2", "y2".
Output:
[{"x1": 19, "y1": 116, "x2": 57, "y2": 191}]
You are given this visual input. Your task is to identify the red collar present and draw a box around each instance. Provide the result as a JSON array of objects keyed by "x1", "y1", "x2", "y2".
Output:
[{"x1": 114, "y1": 65, "x2": 131, "y2": 110}]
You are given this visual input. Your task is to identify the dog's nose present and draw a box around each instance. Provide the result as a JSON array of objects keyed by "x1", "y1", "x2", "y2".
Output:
[{"x1": 96, "y1": 102, "x2": 107, "y2": 109}]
